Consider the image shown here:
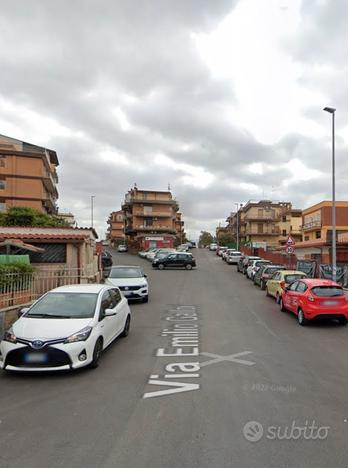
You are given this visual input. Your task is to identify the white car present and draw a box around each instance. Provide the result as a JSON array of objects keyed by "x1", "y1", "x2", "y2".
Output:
[
  {"x1": 209, "y1": 243, "x2": 218, "y2": 251},
  {"x1": 0, "y1": 284, "x2": 131, "y2": 372},
  {"x1": 117, "y1": 244, "x2": 128, "y2": 252},
  {"x1": 246, "y1": 260, "x2": 271, "y2": 280},
  {"x1": 105, "y1": 265, "x2": 149, "y2": 302},
  {"x1": 226, "y1": 251, "x2": 242, "y2": 265},
  {"x1": 222, "y1": 248, "x2": 236, "y2": 261}
]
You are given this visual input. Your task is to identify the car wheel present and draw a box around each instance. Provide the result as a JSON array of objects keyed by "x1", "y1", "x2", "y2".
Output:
[
  {"x1": 280, "y1": 297, "x2": 287, "y2": 312},
  {"x1": 120, "y1": 315, "x2": 131, "y2": 337},
  {"x1": 142, "y1": 295, "x2": 149, "y2": 303},
  {"x1": 185, "y1": 264, "x2": 193, "y2": 270},
  {"x1": 158, "y1": 264, "x2": 165, "y2": 270},
  {"x1": 260, "y1": 280, "x2": 265, "y2": 290},
  {"x1": 90, "y1": 338, "x2": 103, "y2": 369},
  {"x1": 338, "y1": 317, "x2": 347, "y2": 326},
  {"x1": 297, "y1": 308, "x2": 308, "y2": 326}
]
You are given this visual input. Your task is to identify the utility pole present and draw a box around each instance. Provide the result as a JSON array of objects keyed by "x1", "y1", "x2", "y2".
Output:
[{"x1": 91, "y1": 195, "x2": 95, "y2": 229}]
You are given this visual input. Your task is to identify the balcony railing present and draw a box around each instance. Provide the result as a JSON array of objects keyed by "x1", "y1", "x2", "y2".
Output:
[
  {"x1": 133, "y1": 211, "x2": 173, "y2": 218},
  {"x1": 244, "y1": 215, "x2": 280, "y2": 221},
  {"x1": 125, "y1": 225, "x2": 176, "y2": 234},
  {"x1": 302, "y1": 221, "x2": 322, "y2": 231},
  {"x1": 245, "y1": 229, "x2": 281, "y2": 236}
]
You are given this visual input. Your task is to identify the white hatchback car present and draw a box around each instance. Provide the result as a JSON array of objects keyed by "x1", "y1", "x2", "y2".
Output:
[
  {"x1": 246, "y1": 260, "x2": 271, "y2": 280},
  {"x1": 105, "y1": 265, "x2": 149, "y2": 302},
  {"x1": 0, "y1": 284, "x2": 131, "y2": 372}
]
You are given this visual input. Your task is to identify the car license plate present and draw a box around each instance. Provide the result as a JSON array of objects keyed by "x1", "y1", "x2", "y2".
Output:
[
  {"x1": 323, "y1": 300, "x2": 338, "y2": 306},
  {"x1": 24, "y1": 353, "x2": 48, "y2": 364}
]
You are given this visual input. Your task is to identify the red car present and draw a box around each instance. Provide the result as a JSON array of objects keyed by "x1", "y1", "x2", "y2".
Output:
[{"x1": 280, "y1": 278, "x2": 348, "y2": 326}]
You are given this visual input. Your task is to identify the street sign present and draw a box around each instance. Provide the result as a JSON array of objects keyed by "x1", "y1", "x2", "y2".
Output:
[
  {"x1": 286, "y1": 235, "x2": 295, "y2": 246},
  {"x1": 286, "y1": 246, "x2": 294, "y2": 254}
]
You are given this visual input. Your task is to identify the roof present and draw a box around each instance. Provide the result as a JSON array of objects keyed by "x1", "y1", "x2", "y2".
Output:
[
  {"x1": 303, "y1": 200, "x2": 348, "y2": 215},
  {"x1": 301, "y1": 278, "x2": 339, "y2": 286},
  {"x1": 51, "y1": 284, "x2": 108, "y2": 293},
  {"x1": 0, "y1": 227, "x2": 98, "y2": 241},
  {"x1": 0, "y1": 134, "x2": 59, "y2": 166},
  {"x1": 0, "y1": 239, "x2": 45, "y2": 252}
]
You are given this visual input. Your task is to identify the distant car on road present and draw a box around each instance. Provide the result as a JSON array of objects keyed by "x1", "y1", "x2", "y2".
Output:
[
  {"x1": 242, "y1": 256, "x2": 261, "y2": 275},
  {"x1": 101, "y1": 250, "x2": 113, "y2": 268},
  {"x1": 152, "y1": 252, "x2": 196, "y2": 270},
  {"x1": 246, "y1": 259, "x2": 271, "y2": 280},
  {"x1": 217, "y1": 246, "x2": 228, "y2": 257},
  {"x1": 266, "y1": 270, "x2": 307, "y2": 303},
  {"x1": 280, "y1": 279, "x2": 348, "y2": 326},
  {"x1": 117, "y1": 244, "x2": 128, "y2": 252},
  {"x1": 0, "y1": 284, "x2": 131, "y2": 371},
  {"x1": 222, "y1": 248, "x2": 236, "y2": 261},
  {"x1": 226, "y1": 251, "x2": 242, "y2": 265},
  {"x1": 106, "y1": 265, "x2": 149, "y2": 302},
  {"x1": 209, "y1": 243, "x2": 218, "y2": 251}
]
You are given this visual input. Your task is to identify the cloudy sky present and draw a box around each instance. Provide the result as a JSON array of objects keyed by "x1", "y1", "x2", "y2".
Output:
[{"x1": 0, "y1": 0, "x2": 346, "y2": 240}]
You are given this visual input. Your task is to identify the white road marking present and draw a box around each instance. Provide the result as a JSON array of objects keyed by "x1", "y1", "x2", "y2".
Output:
[{"x1": 200, "y1": 351, "x2": 255, "y2": 367}]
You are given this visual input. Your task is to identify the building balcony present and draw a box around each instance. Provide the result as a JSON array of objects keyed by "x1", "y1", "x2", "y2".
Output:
[
  {"x1": 133, "y1": 211, "x2": 173, "y2": 218},
  {"x1": 244, "y1": 215, "x2": 280, "y2": 222},
  {"x1": 42, "y1": 171, "x2": 58, "y2": 197},
  {"x1": 302, "y1": 221, "x2": 322, "y2": 231},
  {"x1": 125, "y1": 225, "x2": 177, "y2": 235},
  {"x1": 245, "y1": 229, "x2": 281, "y2": 236},
  {"x1": 123, "y1": 198, "x2": 177, "y2": 207}
]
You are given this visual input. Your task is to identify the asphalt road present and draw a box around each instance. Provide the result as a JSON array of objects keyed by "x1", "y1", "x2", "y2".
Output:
[{"x1": 1, "y1": 248, "x2": 348, "y2": 468}]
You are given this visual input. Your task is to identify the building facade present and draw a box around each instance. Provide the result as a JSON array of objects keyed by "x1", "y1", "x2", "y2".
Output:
[
  {"x1": 122, "y1": 187, "x2": 179, "y2": 250},
  {"x1": 0, "y1": 134, "x2": 59, "y2": 214},
  {"x1": 175, "y1": 212, "x2": 185, "y2": 244},
  {"x1": 107, "y1": 210, "x2": 125, "y2": 246},
  {"x1": 234, "y1": 200, "x2": 302, "y2": 249},
  {"x1": 294, "y1": 201, "x2": 348, "y2": 263}
]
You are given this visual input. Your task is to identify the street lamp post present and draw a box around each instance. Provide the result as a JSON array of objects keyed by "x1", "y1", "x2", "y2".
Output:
[
  {"x1": 323, "y1": 106, "x2": 336, "y2": 281},
  {"x1": 235, "y1": 203, "x2": 240, "y2": 251},
  {"x1": 91, "y1": 195, "x2": 95, "y2": 229}
]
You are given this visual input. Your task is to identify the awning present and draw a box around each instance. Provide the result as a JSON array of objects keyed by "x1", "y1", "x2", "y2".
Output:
[{"x1": 0, "y1": 239, "x2": 45, "y2": 253}]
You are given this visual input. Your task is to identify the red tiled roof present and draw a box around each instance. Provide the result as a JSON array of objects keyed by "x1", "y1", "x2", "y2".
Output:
[{"x1": 0, "y1": 227, "x2": 97, "y2": 241}]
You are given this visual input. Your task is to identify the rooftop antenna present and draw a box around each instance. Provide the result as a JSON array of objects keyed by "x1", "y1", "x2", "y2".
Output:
[{"x1": 168, "y1": 183, "x2": 171, "y2": 191}]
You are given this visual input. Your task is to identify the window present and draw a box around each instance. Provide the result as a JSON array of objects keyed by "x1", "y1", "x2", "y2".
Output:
[
  {"x1": 304, "y1": 236, "x2": 309, "y2": 241},
  {"x1": 315, "y1": 231, "x2": 321, "y2": 239},
  {"x1": 282, "y1": 229, "x2": 287, "y2": 236},
  {"x1": 0, "y1": 179, "x2": 6, "y2": 190},
  {"x1": 0, "y1": 202, "x2": 6, "y2": 212},
  {"x1": 109, "y1": 288, "x2": 122, "y2": 306},
  {"x1": 178, "y1": 254, "x2": 189, "y2": 260},
  {"x1": 289, "y1": 282, "x2": 298, "y2": 291},
  {"x1": 144, "y1": 218, "x2": 153, "y2": 226},
  {"x1": 257, "y1": 224, "x2": 263, "y2": 233},
  {"x1": 311, "y1": 286, "x2": 343, "y2": 297},
  {"x1": 0, "y1": 156, "x2": 6, "y2": 167},
  {"x1": 258, "y1": 209, "x2": 263, "y2": 218},
  {"x1": 99, "y1": 290, "x2": 113, "y2": 320},
  {"x1": 296, "y1": 282, "x2": 307, "y2": 293},
  {"x1": 282, "y1": 216, "x2": 287, "y2": 222},
  {"x1": 272, "y1": 272, "x2": 281, "y2": 280},
  {"x1": 28, "y1": 243, "x2": 66, "y2": 263}
]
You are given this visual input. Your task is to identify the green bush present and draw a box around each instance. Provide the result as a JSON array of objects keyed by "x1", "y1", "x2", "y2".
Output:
[
  {"x1": 0, "y1": 263, "x2": 36, "y2": 291},
  {"x1": 0, "y1": 207, "x2": 69, "y2": 227}
]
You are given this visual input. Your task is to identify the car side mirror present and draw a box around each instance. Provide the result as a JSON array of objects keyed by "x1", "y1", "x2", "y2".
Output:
[
  {"x1": 18, "y1": 307, "x2": 29, "y2": 318},
  {"x1": 104, "y1": 308, "x2": 117, "y2": 317}
]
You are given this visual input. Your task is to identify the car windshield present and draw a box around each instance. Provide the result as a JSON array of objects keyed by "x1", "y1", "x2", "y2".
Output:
[
  {"x1": 264, "y1": 266, "x2": 282, "y2": 274},
  {"x1": 25, "y1": 293, "x2": 98, "y2": 319},
  {"x1": 285, "y1": 274, "x2": 306, "y2": 283},
  {"x1": 109, "y1": 267, "x2": 143, "y2": 278},
  {"x1": 311, "y1": 286, "x2": 344, "y2": 297}
]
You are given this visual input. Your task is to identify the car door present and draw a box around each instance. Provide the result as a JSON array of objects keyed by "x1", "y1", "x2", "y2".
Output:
[
  {"x1": 166, "y1": 253, "x2": 180, "y2": 268},
  {"x1": 292, "y1": 281, "x2": 307, "y2": 312},
  {"x1": 98, "y1": 290, "x2": 116, "y2": 347},
  {"x1": 109, "y1": 288, "x2": 126, "y2": 339},
  {"x1": 283, "y1": 281, "x2": 299, "y2": 312}
]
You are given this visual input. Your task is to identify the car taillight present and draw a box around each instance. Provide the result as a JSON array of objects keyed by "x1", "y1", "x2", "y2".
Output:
[{"x1": 280, "y1": 281, "x2": 285, "y2": 290}]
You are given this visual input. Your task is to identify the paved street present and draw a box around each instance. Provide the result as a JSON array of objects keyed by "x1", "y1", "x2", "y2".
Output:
[{"x1": 1, "y1": 248, "x2": 348, "y2": 468}]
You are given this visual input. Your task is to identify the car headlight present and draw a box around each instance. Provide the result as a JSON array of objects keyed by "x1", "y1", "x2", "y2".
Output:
[
  {"x1": 64, "y1": 326, "x2": 93, "y2": 344},
  {"x1": 140, "y1": 283, "x2": 147, "y2": 288},
  {"x1": 4, "y1": 327, "x2": 17, "y2": 344}
]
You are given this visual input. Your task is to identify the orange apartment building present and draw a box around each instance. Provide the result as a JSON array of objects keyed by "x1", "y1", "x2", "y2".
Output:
[
  {"x1": 294, "y1": 201, "x2": 348, "y2": 263},
  {"x1": 107, "y1": 210, "x2": 125, "y2": 246},
  {"x1": 0, "y1": 134, "x2": 59, "y2": 214},
  {"x1": 175, "y1": 211, "x2": 185, "y2": 243},
  {"x1": 122, "y1": 187, "x2": 180, "y2": 249}
]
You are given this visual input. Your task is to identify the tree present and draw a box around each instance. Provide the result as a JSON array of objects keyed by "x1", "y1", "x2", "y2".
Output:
[
  {"x1": 217, "y1": 233, "x2": 236, "y2": 248},
  {"x1": 198, "y1": 231, "x2": 214, "y2": 247},
  {"x1": 0, "y1": 207, "x2": 69, "y2": 227}
]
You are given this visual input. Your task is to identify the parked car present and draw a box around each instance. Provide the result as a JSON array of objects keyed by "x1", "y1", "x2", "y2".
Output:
[
  {"x1": 222, "y1": 248, "x2": 236, "y2": 261},
  {"x1": 101, "y1": 250, "x2": 113, "y2": 268},
  {"x1": 145, "y1": 249, "x2": 160, "y2": 261},
  {"x1": 117, "y1": 244, "x2": 128, "y2": 252},
  {"x1": 266, "y1": 270, "x2": 307, "y2": 303},
  {"x1": 177, "y1": 244, "x2": 189, "y2": 252},
  {"x1": 246, "y1": 259, "x2": 271, "y2": 280},
  {"x1": 226, "y1": 251, "x2": 242, "y2": 265},
  {"x1": 0, "y1": 284, "x2": 131, "y2": 371},
  {"x1": 138, "y1": 248, "x2": 156, "y2": 259},
  {"x1": 152, "y1": 252, "x2": 196, "y2": 270},
  {"x1": 254, "y1": 264, "x2": 284, "y2": 289},
  {"x1": 280, "y1": 279, "x2": 348, "y2": 326},
  {"x1": 106, "y1": 265, "x2": 149, "y2": 302},
  {"x1": 217, "y1": 246, "x2": 228, "y2": 257},
  {"x1": 209, "y1": 243, "x2": 218, "y2": 251},
  {"x1": 153, "y1": 249, "x2": 177, "y2": 261},
  {"x1": 242, "y1": 256, "x2": 261, "y2": 275}
]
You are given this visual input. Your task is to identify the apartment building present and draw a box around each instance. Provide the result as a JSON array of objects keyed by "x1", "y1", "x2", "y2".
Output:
[
  {"x1": 175, "y1": 212, "x2": 185, "y2": 243},
  {"x1": 0, "y1": 134, "x2": 59, "y2": 214},
  {"x1": 122, "y1": 187, "x2": 179, "y2": 249},
  {"x1": 107, "y1": 210, "x2": 125, "y2": 246},
  {"x1": 294, "y1": 201, "x2": 348, "y2": 263},
  {"x1": 236, "y1": 200, "x2": 301, "y2": 249}
]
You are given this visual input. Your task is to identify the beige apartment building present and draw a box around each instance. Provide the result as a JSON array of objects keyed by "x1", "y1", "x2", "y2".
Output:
[
  {"x1": 229, "y1": 200, "x2": 302, "y2": 249},
  {"x1": 0, "y1": 134, "x2": 59, "y2": 214},
  {"x1": 122, "y1": 187, "x2": 180, "y2": 249},
  {"x1": 107, "y1": 210, "x2": 125, "y2": 246}
]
